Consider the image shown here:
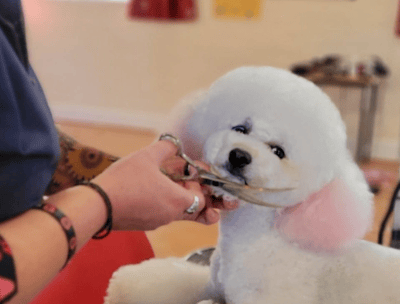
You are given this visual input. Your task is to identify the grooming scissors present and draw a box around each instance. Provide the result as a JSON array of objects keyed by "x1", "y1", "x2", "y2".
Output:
[{"x1": 159, "y1": 134, "x2": 295, "y2": 208}]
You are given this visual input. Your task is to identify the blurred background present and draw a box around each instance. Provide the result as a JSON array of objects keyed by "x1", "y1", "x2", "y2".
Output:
[
  {"x1": 23, "y1": 0, "x2": 400, "y2": 160},
  {"x1": 21, "y1": 0, "x2": 400, "y2": 256}
]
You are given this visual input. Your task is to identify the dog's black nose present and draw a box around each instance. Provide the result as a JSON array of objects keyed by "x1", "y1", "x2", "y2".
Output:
[{"x1": 229, "y1": 148, "x2": 252, "y2": 169}]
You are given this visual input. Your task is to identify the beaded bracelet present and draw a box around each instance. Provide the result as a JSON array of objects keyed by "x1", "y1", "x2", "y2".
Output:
[
  {"x1": 32, "y1": 202, "x2": 77, "y2": 268},
  {"x1": 79, "y1": 181, "x2": 113, "y2": 239}
]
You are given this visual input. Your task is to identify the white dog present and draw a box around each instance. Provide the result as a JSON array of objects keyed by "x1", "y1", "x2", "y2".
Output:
[{"x1": 105, "y1": 67, "x2": 400, "y2": 304}]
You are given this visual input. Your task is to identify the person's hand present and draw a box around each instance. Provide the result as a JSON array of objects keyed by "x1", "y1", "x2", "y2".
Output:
[{"x1": 92, "y1": 140, "x2": 237, "y2": 231}]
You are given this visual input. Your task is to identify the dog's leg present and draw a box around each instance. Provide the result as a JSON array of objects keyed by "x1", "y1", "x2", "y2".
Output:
[{"x1": 104, "y1": 257, "x2": 211, "y2": 304}]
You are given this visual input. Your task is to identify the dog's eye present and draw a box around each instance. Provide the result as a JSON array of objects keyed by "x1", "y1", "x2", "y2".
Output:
[
  {"x1": 232, "y1": 125, "x2": 249, "y2": 134},
  {"x1": 270, "y1": 145, "x2": 285, "y2": 159}
]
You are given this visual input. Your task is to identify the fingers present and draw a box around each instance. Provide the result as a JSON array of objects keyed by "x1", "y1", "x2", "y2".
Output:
[
  {"x1": 147, "y1": 140, "x2": 180, "y2": 165},
  {"x1": 193, "y1": 192, "x2": 239, "y2": 225},
  {"x1": 195, "y1": 207, "x2": 220, "y2": 225},
  {"x1": 201, "y1": 185, "x2": 240, "y2": 210},
  {"x1": 192, "y1": 160, "x2": 210, "y2": 171},
  {"x1": 180, "y1": 183, "x2": 240, "y2": 225},
  {"x1": 212, "y1": 197, "x2": 240, "y2": 210},
  {"x1": 149, "y1": 141, "x2": 239, "y2": 225},
  {"x1": 179, "y1": 181, "x2": 219, "y2": 225},
  {"x1": 181, "y1": 181, "x2": 206, "y2": 215},
  {"x1": 160, "y1": 156, "x2": 188, "y2": 180}
]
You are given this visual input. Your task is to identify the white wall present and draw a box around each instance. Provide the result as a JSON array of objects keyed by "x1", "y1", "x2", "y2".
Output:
[{"x1": 23, "y1": 0, "x2": 400, "y2": 159}]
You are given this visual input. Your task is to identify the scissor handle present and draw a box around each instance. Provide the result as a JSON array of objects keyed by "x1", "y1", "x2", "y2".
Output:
[
  {"x1": 160, "y1": 133, "x2": 207, "y2": 172},
  {"x1": 159, "y1": 133, "x2": 201, "y2": 181},
  {"x1": 159, "y1": 133, "x2": 184, "y2": 156}
]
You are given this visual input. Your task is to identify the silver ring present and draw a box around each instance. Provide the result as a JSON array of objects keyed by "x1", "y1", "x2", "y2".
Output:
[{"x1": 185, "y1": 196, "x2": 200, "y2": 214}]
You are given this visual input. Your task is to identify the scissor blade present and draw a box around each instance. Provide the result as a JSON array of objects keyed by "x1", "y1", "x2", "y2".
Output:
[
  {"x1": 200, "y1": 172, "x2": 295, "y2": 193},
  {"x1": 199, "y1": 173, "x2": 245, "y2": 189},
  {"x1": 199, "y1": 172, "x2": 291, "y2": 208},
  {"x1": 223, "y1": 188, "x2": 283, "y2": 208}
]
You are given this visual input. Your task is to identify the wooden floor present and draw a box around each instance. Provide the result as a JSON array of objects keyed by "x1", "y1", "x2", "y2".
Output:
[{"x1": 57, "y1": 121, "x2": 400, "y2": 258}]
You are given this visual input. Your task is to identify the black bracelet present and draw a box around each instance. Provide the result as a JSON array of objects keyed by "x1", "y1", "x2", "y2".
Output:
[
  {"x1": 32, "y1": 202, "x2": 77, "y2": 268},
  {"x1": 79, "y1": 181, "x2": 113, "y2": 239}
]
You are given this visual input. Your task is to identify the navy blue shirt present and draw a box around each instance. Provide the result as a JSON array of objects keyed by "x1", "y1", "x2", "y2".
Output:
[{"x1": 0, "y1": 0, "x2": 60, "y2": 222}]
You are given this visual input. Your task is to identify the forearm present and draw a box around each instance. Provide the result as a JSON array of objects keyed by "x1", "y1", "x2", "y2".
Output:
[
  {"x1": 0, "y1": 139, "x2": 231, "y2": 303},
  {"x1": 0, "y1": 185, "x2": 107, "y2": 303}
]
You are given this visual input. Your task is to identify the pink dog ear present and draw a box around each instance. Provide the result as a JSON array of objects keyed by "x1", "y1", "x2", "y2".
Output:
[{"x1": 275, "y1": 179, "x2": 373, "y2": 252}]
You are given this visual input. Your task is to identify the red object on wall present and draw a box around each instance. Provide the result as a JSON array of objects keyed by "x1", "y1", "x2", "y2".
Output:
[
  {"x1": 30, "y1": 231, "x2": 154, "y2": 304},
  {"x1": 127, "y1": 0, "x2": 197, "y2": 21},
  {"x1": 396, "y1": 1, "x2": 400, "y2": 36}
]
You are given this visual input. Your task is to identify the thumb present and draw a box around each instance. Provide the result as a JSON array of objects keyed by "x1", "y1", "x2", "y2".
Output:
[{"x1": 147, "y1": 139, "x2": 180, "y2": 165}]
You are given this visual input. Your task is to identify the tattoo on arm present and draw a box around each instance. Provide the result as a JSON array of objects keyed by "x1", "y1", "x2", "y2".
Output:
[{"x1": 45, "y1": 130, "x2": 119, "y2": 195}]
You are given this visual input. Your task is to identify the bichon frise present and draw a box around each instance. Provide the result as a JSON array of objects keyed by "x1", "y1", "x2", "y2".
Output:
[{"x1": 105, "y1": 67, "x2": 400, "y2": 304}]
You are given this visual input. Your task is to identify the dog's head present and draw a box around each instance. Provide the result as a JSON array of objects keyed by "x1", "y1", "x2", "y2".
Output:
[{"x1": 172, "y1": 66, "x2": 373, "y2": 251}]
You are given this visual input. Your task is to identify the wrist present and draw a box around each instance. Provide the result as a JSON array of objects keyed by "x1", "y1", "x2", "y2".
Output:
[
  {"x1": 78, "y1": 181, "x2": 113, "y2": 239},
  {"x1": 45, "y1": 186, "x2": 108, "y2": 250},
  {"x1": 32, "y1": 202, "x2": 77, "y2": 268}
]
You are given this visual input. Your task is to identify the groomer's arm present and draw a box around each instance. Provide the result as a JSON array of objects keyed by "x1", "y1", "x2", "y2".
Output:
[
  {"x1": 0, "y1": 185, "x2": 107, "y2": 304},
  {"x1": 0, "y1": 130, "x2": 121, "y2": 303},
  {"x1": 0, "y1": 140, "x2": 230, "y2": 304}
]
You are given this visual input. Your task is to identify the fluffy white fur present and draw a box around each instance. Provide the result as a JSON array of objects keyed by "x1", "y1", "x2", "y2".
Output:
[{"x1": 105, "y1": 67, "x2": 400, "y2": 304}]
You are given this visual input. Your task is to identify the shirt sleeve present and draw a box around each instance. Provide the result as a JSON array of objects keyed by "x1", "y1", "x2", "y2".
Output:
[{"x1": 0, "y1": 19, "x2": 60, "y2": 222}]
